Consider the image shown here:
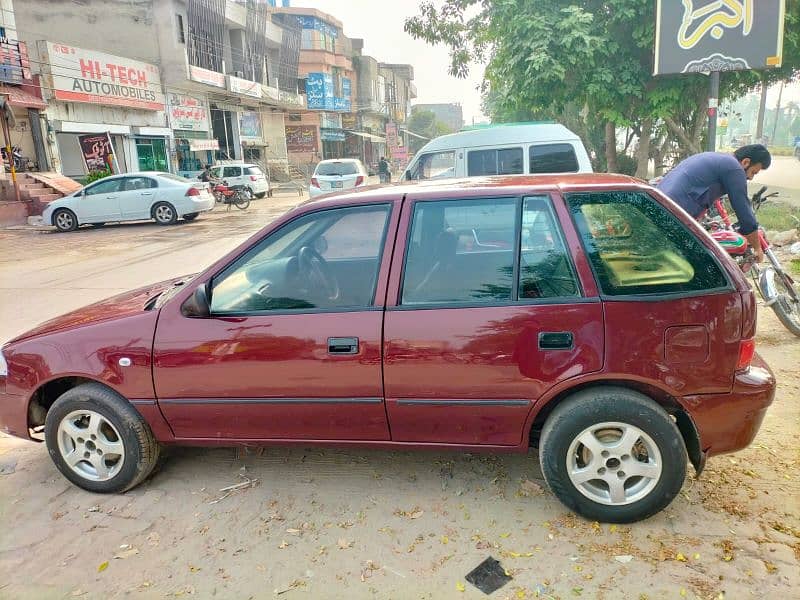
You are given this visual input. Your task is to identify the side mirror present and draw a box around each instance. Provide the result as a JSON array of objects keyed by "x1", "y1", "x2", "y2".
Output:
[{"x1": 181, "y1": 284, "x2": 210, "y2": 318}]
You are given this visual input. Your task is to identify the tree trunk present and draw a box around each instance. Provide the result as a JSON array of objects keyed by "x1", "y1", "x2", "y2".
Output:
[
  {"x1": 635, "y1": 118, "x2": 653, "y2": 179},
  {"x1": 605, "y1": 122, "x2": 618, "y2": 172},
  {"x1": 770, "y1": 81, "x2": 785, "y2": 144},
  {"x1": 756, "y1": 78, "x2": 768, "y2": 142},
  {"x1": 664, "y1": 117, "x2": 702, "y2": 155}
]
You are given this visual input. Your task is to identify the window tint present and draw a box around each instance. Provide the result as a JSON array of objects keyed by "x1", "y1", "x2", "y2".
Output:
[
  {"x1": 519, "y1": 196, "x2": 580, "y2": 299},
  {"x1": 211, "y1": 205, "x2": 391, "y2": 313},
  {"x1": 122, "y1": 177, "x2": 157, "y2": 191},
  {"x1": 245, "y1": 166, "x2": 263, "y2": 176},
  {"x1": 567, "y1": 191, "x2": 728, "y2": 296},
  {"x1": 409, "y1": 151, "x2": 456, "y2": 180},
  {"x1": 223, "y1": 166, "x2": 241, "y2": 178},
  {"x1": 84, "y1": 179, "x2": 122, "y2": 195},
  {"x1": 316, "y1": 161, "x2": 359, "y2": 176},
  {"x1": 402, "y1": 198, "x2": 515, "y2": 304},
  {"x1": 467, "y1": 147, "x2": 523, "y2": 176},
  {"x1": 530, "y1": 144, "x2": 579, "y2": 174}
]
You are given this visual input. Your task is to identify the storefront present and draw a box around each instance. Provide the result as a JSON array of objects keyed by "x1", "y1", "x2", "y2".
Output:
[
  {"x1": 166, "y1": 90, "x2": 216, "y2": 178},
  {"x1": 239, "y1": 109, "x2": 267, "y2": 164},
  {"x1": 38, "y1": 41, "x2": 169, "y2": 179}
]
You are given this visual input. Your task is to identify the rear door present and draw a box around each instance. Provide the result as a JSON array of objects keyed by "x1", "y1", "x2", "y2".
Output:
[
  {"x1": 382, "y1": 192, "x2": 604, "y2": 446},
  {"x1": 118, "y1": 176, "x2": 158, "y2": 220},
  {"x1": 78, "y1": 178, "x2": 123, "y2": 222}
]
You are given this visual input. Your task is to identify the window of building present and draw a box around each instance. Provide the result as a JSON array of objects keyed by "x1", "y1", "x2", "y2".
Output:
[
  {"x1": 301, "y1": 29, "x2": 313, "y2": 50},
  {"x1": 176, "y1": 14, "x2": 185, "y2": 44},
  {"x1": 568, "y1": 191, "x2": 729, "y2": 296},
  {"x1": 529, "y1": 143, "x2": 579, "y2": 174}
]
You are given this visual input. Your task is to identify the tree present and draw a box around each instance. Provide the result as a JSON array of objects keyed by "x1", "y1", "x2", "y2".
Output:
[
  {"x1": 407, "y1": 109, "x2": 453, "y2": 153},
  {"x1": 405, "y1": 0, "x2": 800, "y2": 175}
]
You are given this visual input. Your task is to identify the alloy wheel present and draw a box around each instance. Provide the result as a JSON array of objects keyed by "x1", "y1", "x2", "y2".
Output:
[{"x1": 56, "y1": 410, "x2": 125, "y2": 481}]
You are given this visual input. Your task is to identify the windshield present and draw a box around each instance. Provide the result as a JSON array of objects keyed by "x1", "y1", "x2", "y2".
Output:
[{"x1": 315, "y1": 162, "x2": 359, "y2": 176}]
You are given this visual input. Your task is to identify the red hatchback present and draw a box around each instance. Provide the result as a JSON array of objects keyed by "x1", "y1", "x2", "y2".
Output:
[{"x1": 0, "y1": 175, "x2": 775, "y2": 523}]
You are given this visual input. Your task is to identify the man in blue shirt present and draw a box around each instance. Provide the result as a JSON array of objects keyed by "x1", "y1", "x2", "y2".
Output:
[{"x1": 657, "y1": 145, "x2": 772, "y2": 263}]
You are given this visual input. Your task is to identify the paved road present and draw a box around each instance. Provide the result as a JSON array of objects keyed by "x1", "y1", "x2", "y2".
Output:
[{"x1": 750, "y1": 155, "x2": 800, "y2": 207}]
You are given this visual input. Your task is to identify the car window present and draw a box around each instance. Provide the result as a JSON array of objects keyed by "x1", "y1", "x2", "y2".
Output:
[
  {"x1": 211, "y1": 204, "x2": 391, "y2": 313},
  {"x1": 223, "y1": 166, "x2": 241, "y2": 178},
  {"x1": 315, "y1": 161, "x2": 359, "y2": 176},
  {"x1": 84, "y1": 179, "x2": 122, "y2": 195},
  {"x1": 245, "y1": 166, "x2": 263, "y2": 176},
  {"x1": 122, "y1": 177, "x2": 157, "y2": 191},
  {"x1": 408, "y1": 151, "x2": 456, "y2": 181},
  {"x1": 530, "y1": 143, "x2": 579, "y2": 173},
  {"x1": 467, "y1": 147, "x2": 523, "y2": 176},
  {"x1": 567, "y1": 191, "x2": 728, "y2": 296},
  {"x1": 519, "y1": 196, "x2": 580, "y2": 299},
  {"x1": 402, "y1": 198, "x2": 515, "y2": 304}
]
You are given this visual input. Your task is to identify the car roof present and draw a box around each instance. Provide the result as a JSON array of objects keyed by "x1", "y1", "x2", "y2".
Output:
[
  {"x1": 418, "y1": 124, "x2": 580, "y2": 153},
  {"x1": 301, "y1": 173, "x2": 649, "y2": 208}
]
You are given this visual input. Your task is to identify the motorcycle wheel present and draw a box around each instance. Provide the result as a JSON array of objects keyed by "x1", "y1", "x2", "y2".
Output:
[
  {"x1": 772, "y1": 272, "x2": 800, "y2": 337},
  {"x1": 234, "y1": 192, "x2": 251, "y2": 210}
]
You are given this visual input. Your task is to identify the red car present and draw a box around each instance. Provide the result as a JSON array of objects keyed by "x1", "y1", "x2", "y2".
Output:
[{"x1": 0, "y1": 175, "x2": 775, "y2": 523}]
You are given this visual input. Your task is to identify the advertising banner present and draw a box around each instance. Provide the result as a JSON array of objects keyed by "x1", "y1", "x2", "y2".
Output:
[
  {"x1": 44, "y1": 42, "x2": 165, "y2": 110},
  {"x1": 167, "y1": 92, "x2": 209, "y2": 131},
  {"x1": 654, "y1": 0, "x2": 786, "y2": 75},
  {"x1": 0, "y1": 38, "x2": 31, "y2": 84},
  {"x1": 78, "y1": 132, "x2": 117, "y2": 172},
  {"x1": 189, "y1": 65, "x2": 225, "y2": 88},
  {"x1": 188, "y1": 139, "x2": 219, "y2": 152},
  {"x1": 239, "y1": 110, "x2": 263, "y2": 139},
  {"x1": 341, "y1": 114, "x2": 358, "y2": 130},
  {"x1": 285, "y1": 125, "x2": 318, "y2": 152},
  {"x1": 228, "y1": 75, "x2": 262, "y2": 99}
]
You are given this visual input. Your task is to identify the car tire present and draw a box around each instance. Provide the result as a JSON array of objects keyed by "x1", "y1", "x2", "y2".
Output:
[
  {"x1": 539, "y1": 387, "x2": 687, "y2": 523},
  {"x1": 53, "y1": 208, "x2": 78, "y2": 232},
  {"x1": 44, "y1": 383, "x2": 161, "y2": 493},
  {"x1": 183, "y1": 212, "x2": 199, "y2": 221},
  {"x1": 255, "y1": 192, "x2": 266, "y2": 199},
  {"x1": 153, "y1": 202, "x2": 177, "y2": 225}
]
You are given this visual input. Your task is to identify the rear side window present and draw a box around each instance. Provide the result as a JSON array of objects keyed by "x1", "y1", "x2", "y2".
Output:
[
  {"x1": 223, "y1": 166, "x2": 241, "y2": 178},
  {"x1": 530, "y1": 144, "x2": 579, "y2": 173},
  {"x1": 316, "y1": 162, "x2": 359, "y2": 176},
  {"x1": 567, "y1": 191, "x2": 728, "y2": 296},
  {"x1": 467, "y1": 147, "x2": 523, "y2": 176},
  {"x1": 245, "y1": 166, "x2": 263, "y2": 175}
]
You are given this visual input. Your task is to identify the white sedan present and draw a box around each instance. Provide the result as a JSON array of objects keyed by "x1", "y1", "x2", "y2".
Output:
[
  {"x1": 42, "y1": 172, "x2": 215, "y2": 232},
  {"x1": 309, "y1": 159, "x2": 370, "y2": 198}
]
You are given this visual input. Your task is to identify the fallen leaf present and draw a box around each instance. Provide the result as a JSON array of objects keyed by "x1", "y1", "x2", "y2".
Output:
[
  {"x1": 97, "y1": 561, "x2": 109, "y2": 573},
  {"x1": 614, "y1": 555, "x2": 633, "y2": 564},
  {"x1": 278, "y1": 540, "x2": 289, "y2": 549},
  {"x1": 680, "y1": 589, "x2": 687, "y2": 597},
  {"x1": 188, "y1": 565, "x2": 201, "y2": 573},
  {"x1": 675, "y1": 553, "x2": 687, "y2": 562},
  {"x1": 441, "y1": 535, "x2": 449, "y2": 545},
  {"x1": 337, "y1": 538, "x2": 353, "y2": 549},
  {"x1": 87, "y1": 505, "x2": 100, "y2": 513},
  {"x1": 518, "y1": 479, "x2": 544, "y2": 497},
  {"x1": 609, "y1": 525, "x2": 618, "y2": 533},
  {"x1": 765, "y1": 561, "x2": 778, "y2": 574},
  {"x1": 410, "y1": 509, "x2": 424, "y2": 519},
  {"x1": 286, "y1": 528, "x2": 302, "y2": 535},
  {"x1": 147, "y1": 532, "x2": 160, "y2": 546},
  {"x1": 693, "y1": 553, "x2": 700, "y2": 560},
  {"x1": 113, "y1": 548, "x2": 139, "y2": 559},
  {"x1": 500, "y1": 532, "x2": 511, "y2": 538},
  {"x1": 71, "y1": 589, "x2": 87, "y2": 597},
  {"x1": 456, "y1": 581, "x2": 466, "y2": 592}
]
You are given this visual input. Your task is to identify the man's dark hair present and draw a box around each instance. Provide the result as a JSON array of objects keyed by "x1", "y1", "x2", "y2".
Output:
[
  {"x1": 734, "y1": 144, "x2": 771, "y2": 169},
  {"x1": 205, "y1": 164, "x2": 212, "y2": 169}
]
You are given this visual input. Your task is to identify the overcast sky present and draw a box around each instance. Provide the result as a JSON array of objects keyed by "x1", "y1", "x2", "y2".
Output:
[{"x1": 289, "y1": 0, "x2": 488, "y2": 124}]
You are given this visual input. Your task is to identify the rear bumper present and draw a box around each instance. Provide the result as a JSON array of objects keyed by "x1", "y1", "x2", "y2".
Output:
[{"x1": 678, "y1": 352, "x2": 775, "y2": 457}]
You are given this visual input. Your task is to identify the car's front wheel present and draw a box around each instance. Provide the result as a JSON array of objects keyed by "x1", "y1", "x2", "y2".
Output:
[
  {"x1": 44, "y1": 383, "x2": 161, "y2": 493},
  {"x1": 539, "y1": 387, "x2": 687, "y2": 523},
  {"x1": 53, "y1": 208, "x2": 78, "y2": 232}
]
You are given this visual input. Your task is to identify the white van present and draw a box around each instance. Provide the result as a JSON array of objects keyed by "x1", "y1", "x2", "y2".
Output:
[{"x1": 402, "y1": 123, "x2": 592, "y2": 181}]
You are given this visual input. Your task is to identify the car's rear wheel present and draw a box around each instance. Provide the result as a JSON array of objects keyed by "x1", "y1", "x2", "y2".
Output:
[
  {"x1": 53, "y1": 209, "x2": 78, "y2": 232},
  {"x1": 539, "y1": 387, "x2": 687, "y2": 523},
  {"x1": 153, "y1": 202, "x2": 177, "y2": 225},
  {"x1": 183, "y1": 212, "x2": 199, "y2": 221},
  {"x1": 44, "y1": 383, "x2": 160, "y2": 493},
  {"x1": 255, "y1": 192, "x2": 266, "y2": 199}
]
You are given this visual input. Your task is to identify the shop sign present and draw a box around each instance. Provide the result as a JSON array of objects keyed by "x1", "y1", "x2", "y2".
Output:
[
  {"x1": 296, "y1": 16, "x2": 338, "y2": 37},
  {"x1": 78, "y1": 132, "x2": 117, "y2": 172},
  {"x1": 240, "y1": 110, "x2": 263, "y2": 140},
  {"x1": 341, "y1": 114, "x2": 358, "y2": 130},
  {"x1": 188, "y1": 139, "x2": 219, "y2": 152},
  {"x1": 189, "y1": 65, "x2": 225, "y2": 88},
  {"x1": 320, "y1": 112, "x2": 341, "y2": 129},
  {"x1": 285, "y1": 125, "x2": 317, "y2": 152},
  {"x1": 306, "y1": 72, "x2": 334, "y2": 110},
  {"x1": 280, "y1": 90, "x2": 305, "y2": 108},
  {"x1": 263, "y1": 84, "x2": 281, "y2": 102},
  {"x1": 43, "y1": 42, "x2": 165, "y2": 111},
  {"x1": 167, "y1": 92, "x2": 209, "y2": 132},
  {"x1": 228, "y1": 75, "x2": 262, "y2": 99},
  {"x1": 320, "y1": 128, "x2": 345, "y2": 142},
  {"x1": 333, "y1": 97, "x2": 351, "y2": 112},
  {"x1": 0, "y1": 38, "x2": 31, "y2": 84}
]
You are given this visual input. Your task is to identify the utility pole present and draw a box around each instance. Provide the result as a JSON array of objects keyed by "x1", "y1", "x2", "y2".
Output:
[
  {"x1": 707, "y1": 71, "x2": 720, "y2": 152},
  {"x1": 770, "y1": 81, "x2": 785, "y2": 145}
]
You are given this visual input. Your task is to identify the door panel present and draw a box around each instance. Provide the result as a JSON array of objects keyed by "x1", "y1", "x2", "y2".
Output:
[
  {"x1": 118, "y1": 176, "x2": 157, "y2": 220},
  {"x1": 79, "y1": 178, "x2": 123, "y2": 221}
]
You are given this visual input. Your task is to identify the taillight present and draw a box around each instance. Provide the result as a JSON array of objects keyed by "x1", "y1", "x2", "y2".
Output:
[
  {"x1": 250, "y1": 175, "x2": 258, "y2": 181},
  {"x1": 186, "y1": 187, "x2": 201, "y2": 196},
  {"x1": 355, "y1": 175, "x2": 364, "y2": 186},
  {"x1": 736, "y1": 338, "x2": 755, "y2": 370},
  {"x1": 311, "y1": 177, "x2": 319, "y2": 188}
]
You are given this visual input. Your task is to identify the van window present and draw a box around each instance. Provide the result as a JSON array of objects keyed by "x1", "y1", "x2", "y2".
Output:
[
  {"x1": 530, "y1": 144, "x2": 579, "y2": 174},
  {"x1": 467, "y1": 147, "x2": 523, "y2": 176},
  {"x1": 409, "y1": 151, "x2": 456, "y2": 180}
]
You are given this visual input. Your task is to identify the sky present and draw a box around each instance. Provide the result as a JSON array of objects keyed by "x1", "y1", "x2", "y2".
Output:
[{"x1": 287, "y1": 0, "x2": 488, "y2": 124}]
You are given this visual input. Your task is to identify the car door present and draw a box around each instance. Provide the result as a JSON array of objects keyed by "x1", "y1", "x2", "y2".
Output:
[
  {"x1": 78, "y1": 178, "x2": 123, "y2": 222},
  {"x1": 153, "y1": 201, "x2": 399, "y2": 440},
  {"x1": 382, "y1": 192, "x2": 604, "y2": 446},
  {"x1": 223, "y1": 165, "x2": 242, "y2": 186},
  {"x1": 118, "y1": 176, "x2": 158, "y2": 220}
]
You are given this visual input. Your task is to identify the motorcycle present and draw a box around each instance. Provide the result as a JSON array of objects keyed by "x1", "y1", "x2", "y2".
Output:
[
  {"x1": 1, "y1": 146, "x2": 32, "y2": 172},
  {"x1": 212, "y1": 180, "x2": 251, "y2": 210},
  {"x1": 704, "y1": 186, "x2": 800, "y2": 337}
]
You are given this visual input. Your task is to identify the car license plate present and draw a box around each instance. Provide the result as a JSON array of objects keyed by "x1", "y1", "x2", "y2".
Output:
[{"x1": 331, "y1": 181, "x2": 343, "y2": 188}]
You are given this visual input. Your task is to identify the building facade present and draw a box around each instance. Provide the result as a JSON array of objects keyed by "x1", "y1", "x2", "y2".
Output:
[{"x1": 411, "y1": 102, "x2": 464, "y2": 133}]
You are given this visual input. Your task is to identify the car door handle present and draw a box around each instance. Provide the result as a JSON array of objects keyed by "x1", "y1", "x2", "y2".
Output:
[
  {"x1": 328, "y1": 337, "x2": 359, "y2": 354},
  {"x1": 106, "y1": 195, "x2": 118, "y2": 199},
  {"x1": 140, "y1": 192, "x2": 154, "y2": 196},
  {"x1": 538, "y1": 331, "x2": 574, "y2": 350}
]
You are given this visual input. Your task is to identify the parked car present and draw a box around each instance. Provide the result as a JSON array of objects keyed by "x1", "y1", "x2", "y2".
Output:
[
  {"x1": 309, "y1": 158, "x2": 369, "y2": 198},
  {"x1": 0, "y1": 174, "x2": 775, "y2": 523},
  {"x1": 209, "y1": 163, "x2": 270, "y2": 198},
  {"x1": 403, "y1": 123, "x2": 593, "y2": 181},
  {"x1": 42, "y1": 172, "x2": 214, "y2": 232}
]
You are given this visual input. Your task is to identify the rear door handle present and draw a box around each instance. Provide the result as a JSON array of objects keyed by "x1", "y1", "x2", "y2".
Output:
[
  {"x1": 538, "y1": 331, "x2": 574, "y2": 350},
  {"x1": 328, "y1": 337, "x2": 359, "y2": 354},
  {"x1": 140, "y1": 192, "x2": 154, "y2": 196}
]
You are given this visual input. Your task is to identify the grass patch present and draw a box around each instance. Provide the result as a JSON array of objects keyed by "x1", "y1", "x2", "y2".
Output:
[
  {"x1": 791, "y1": 259, "x2": 800, "y2": 276},
  {"x1": 724, "y1": 199, "x2": 800, "y2": 231}
]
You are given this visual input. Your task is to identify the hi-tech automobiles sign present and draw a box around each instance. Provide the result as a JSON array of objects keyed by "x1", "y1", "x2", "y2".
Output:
[
  {"x1": 654, "y1": 0, "x2": 786, "y2": 75},
  {"x1": 42, "y1": 42, "x2": 166, "y2": 110}
]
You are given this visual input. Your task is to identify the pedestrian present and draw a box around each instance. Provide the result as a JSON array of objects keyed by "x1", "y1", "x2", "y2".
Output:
[
  {"x1": 656, "y1": 144, "x2": 771, "y2": 263},
  {"x1": 378, "y1": 156, "x2": 391, "y2": 183},
  {"x1": 199, "y1": 164, "x2": 214, "y2": 183}
]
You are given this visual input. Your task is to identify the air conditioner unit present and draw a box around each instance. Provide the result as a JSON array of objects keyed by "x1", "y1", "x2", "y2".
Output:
[{"x1": 234, "y1": 70, "x2": 245, "y2": 79}]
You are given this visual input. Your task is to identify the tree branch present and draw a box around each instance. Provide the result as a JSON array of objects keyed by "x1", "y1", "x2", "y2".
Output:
[{"x1": 664, "y1": 117, "x2": 701, "y2": 155}]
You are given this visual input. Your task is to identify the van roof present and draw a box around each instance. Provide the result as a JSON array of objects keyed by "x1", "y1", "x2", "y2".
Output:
[{"x1": 418, "y1": 123, "x2": 580, "y2": 153}]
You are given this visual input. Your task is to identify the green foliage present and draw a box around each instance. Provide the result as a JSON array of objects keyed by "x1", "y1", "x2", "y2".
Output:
[
  {"x1": 408, "y1": 108, "x2": 454, "y2": 153},
  {"x1": 84, "y1": 169, "x2": 113, "y2": 184}
]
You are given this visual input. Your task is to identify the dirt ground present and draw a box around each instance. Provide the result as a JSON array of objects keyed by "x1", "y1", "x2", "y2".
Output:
[{"x1": 0, "y1": 196, "x2": 798, "y2": 599}]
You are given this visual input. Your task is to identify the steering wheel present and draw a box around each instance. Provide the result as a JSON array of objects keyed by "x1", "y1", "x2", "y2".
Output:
[{"x1": 298, "y1": 246, "x2": 339, "y2": 302}]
